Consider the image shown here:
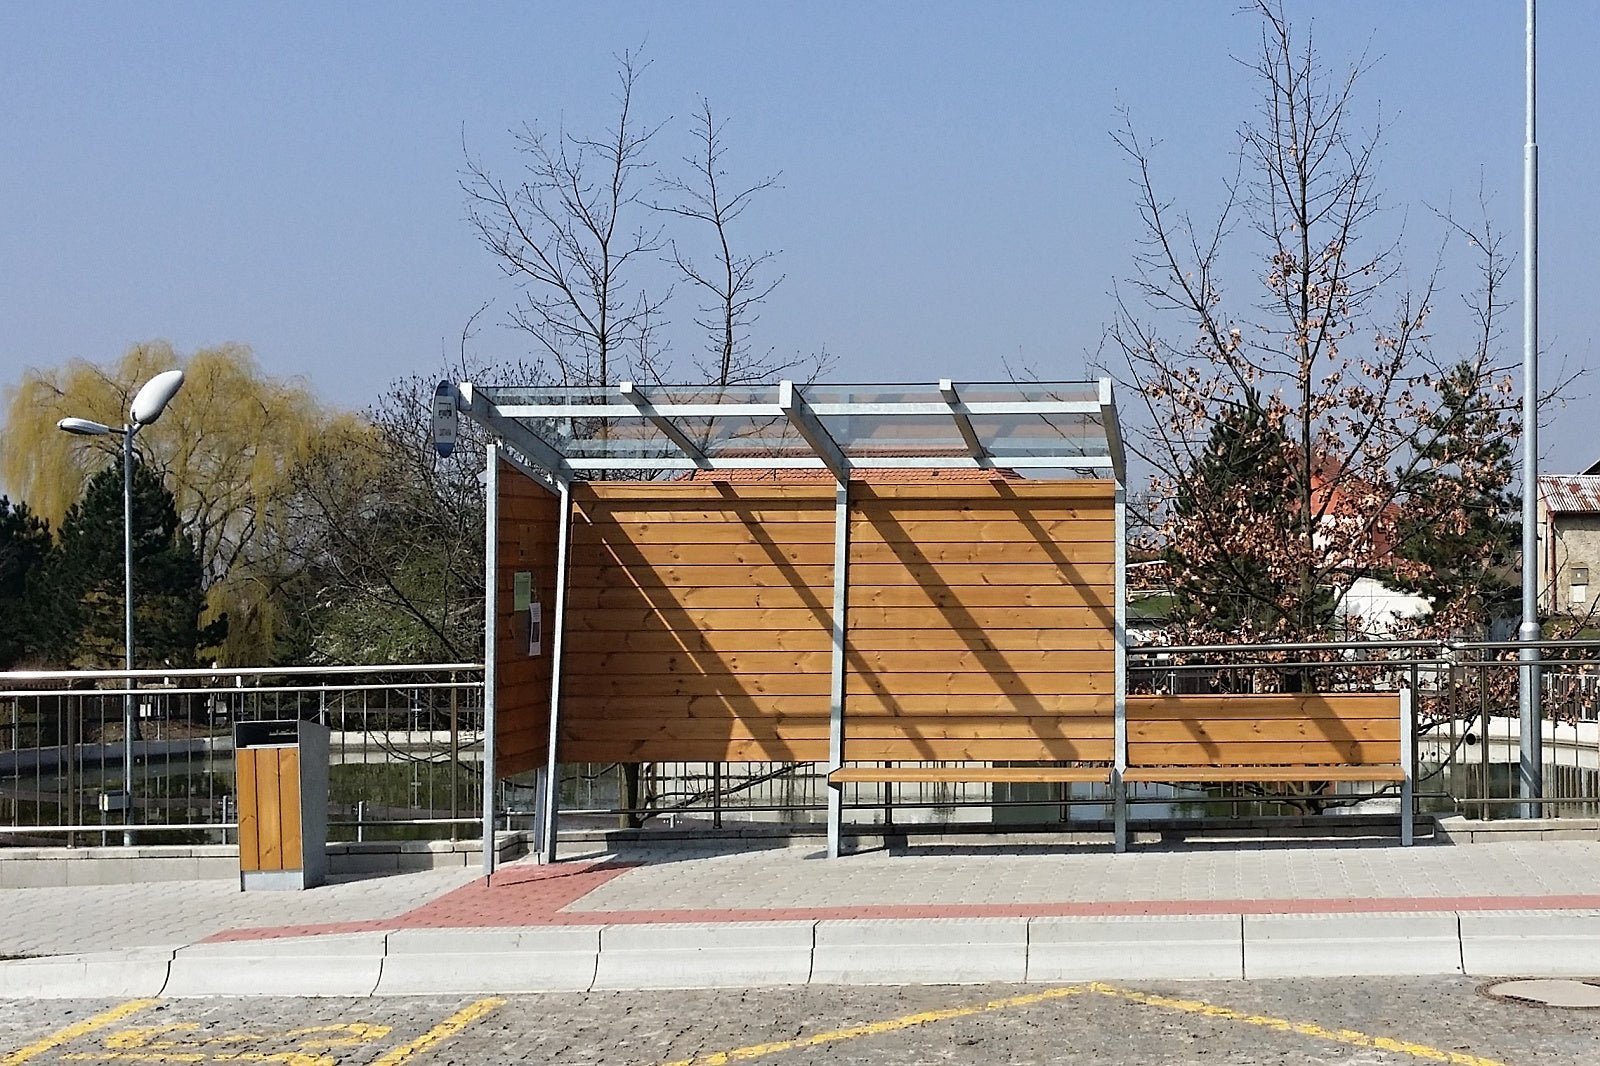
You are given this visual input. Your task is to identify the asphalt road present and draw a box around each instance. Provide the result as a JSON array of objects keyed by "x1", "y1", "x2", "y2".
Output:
[{"x1": 0, "y1": 977, "x2": 1593, "y2": 1065}]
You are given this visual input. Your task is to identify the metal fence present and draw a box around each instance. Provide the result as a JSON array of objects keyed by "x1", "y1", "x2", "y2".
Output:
[
  {"x1": 7, "y1": 640, "x2": 1600, "y2": 846},
  {"x1": 0, "y1": 664, "x2": 485, "y2": 845}
]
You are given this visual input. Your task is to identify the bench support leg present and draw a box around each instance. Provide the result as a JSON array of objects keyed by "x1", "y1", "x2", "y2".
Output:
[
  {"x1": 826, "y1": 782, "x2": 843, "y2": 858},
  {"x1": 1112, "y1": 772, "x2": 1128, "y2": 853},
  {"x1": 1400, "y1": 774, "x2": 1414, "y2": 847},
  {"x1": 1399, "y1": 687, "x2": 1415, "y2": 846}
]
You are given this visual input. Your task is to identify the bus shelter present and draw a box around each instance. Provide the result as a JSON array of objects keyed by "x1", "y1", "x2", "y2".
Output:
[{"x1": 459, "y1": 379, "x2": 1127, "y2": 868}]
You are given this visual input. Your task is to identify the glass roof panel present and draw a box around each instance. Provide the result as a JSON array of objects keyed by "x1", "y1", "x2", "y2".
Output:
[{"x1": 467, "y1": 380, "x2": 1121, "y2": 478}]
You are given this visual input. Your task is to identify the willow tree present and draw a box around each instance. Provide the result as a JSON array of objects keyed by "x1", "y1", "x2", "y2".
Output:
[
  {"x1": 1105, "y1": 1, "x2": 1522, "y2": 651},
  {"x1": 1, "y1": 341, "x2": 352, "y2": 663}
]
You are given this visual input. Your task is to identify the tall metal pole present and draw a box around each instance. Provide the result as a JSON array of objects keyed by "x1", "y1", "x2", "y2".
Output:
[
  {"x1": 122, "y1": 426, "x2": 136, "y2": 846},
  {"x1": 1518, "y1": 0, "x2": 1543, "y2": 818},
  {"x1": 481, "y1": 441, "x2": 499, "y2": 877}
]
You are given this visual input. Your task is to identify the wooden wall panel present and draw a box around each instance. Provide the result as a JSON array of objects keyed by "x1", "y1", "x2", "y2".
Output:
[
  {"x1": 493, "y1": 460, "x2": 561, "y2": 778},
  {"x1": 843, "y1": 480, "x2": 1117, "y2": 765},
  {"x1": 557, "y1": 482, "x2": 835, "y2": 762},
  {"x1": 1125, "y1": 694, "x2": 1401, "y2": 769},
  {"x1": 536, "y1": 478, "x2": 1120, "y2": 767}
]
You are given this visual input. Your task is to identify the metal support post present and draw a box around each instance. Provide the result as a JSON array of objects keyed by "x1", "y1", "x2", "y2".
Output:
[
  {"x1": 1112, "y1": 482, "x2": 1128, "y2": 853},
  {"x1": 1399, "y1": 687, "x2": 1415, "y2": 846},
  {"x1": 540, "y1": 478, "x2": 573, "y2": 863},
  {"x1": 826, "y1": 480, "x2": 850, "y2": 858},
  {"x1": 1518, "y1": 0, "x2": 1544, "y2": 819},
  {"x1": 122, "y1": 426, "x2": 136, "y2": 846},
  {"x1": 530, "y1": 767, "x2": 548, "y2": 854},
  {"x1": 481, "y1": 442, "x2": 500, "y2": 877}
]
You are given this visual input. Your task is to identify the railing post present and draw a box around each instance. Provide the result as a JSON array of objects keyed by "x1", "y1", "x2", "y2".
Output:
[{"x1": 712, "y1": 763, "x2": 723, "y2": 830}]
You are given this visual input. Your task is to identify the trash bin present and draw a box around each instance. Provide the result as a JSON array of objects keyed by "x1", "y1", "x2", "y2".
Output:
[{"x1": 233, "y1": 720, "x2": 329, "y2": 890}]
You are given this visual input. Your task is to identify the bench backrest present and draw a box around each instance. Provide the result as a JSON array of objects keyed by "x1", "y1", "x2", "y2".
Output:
[{"x1": 1125, "y1": 693, "x2": 1402, "y2": 769}]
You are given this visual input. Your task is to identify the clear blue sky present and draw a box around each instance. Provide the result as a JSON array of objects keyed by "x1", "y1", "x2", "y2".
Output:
[{"x1": 2, "y1": 2, "x2": 1596, "y2": 469}]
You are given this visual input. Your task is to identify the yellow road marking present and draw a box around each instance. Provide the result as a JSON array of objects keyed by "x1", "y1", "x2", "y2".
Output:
[
  {"x1": 663, "y1": 983, "x2": 1509, "y2": 1066},
  {"x1": 1086, "y1": 983, "x2": 1509, "y2": 1066},
  {"x1": 0, "y1": 1000, "x2": 158, "y2": 1066},
  {"x1": 368, "y1": 998, "x2": 505, "y2": 1066},
  {"x1": 661, "y1": 985, "x2": 1089, "y2": 1066}
]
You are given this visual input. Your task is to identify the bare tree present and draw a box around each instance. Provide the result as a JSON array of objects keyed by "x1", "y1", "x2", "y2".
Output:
[
  {"x1": 1102, "y1": 0, "x2": 1526, "y2": 655},
  {"x1": 463, "y1": 49, "x2": 668, "y2": 389},
  {"x1": 654, "y1": 99, "x2": 788, "y2": 388}
]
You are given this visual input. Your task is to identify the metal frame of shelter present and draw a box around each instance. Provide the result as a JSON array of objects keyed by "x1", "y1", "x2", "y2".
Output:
[{"x1": 458, "y1": 378, "x2": 1127, "y2": 872}]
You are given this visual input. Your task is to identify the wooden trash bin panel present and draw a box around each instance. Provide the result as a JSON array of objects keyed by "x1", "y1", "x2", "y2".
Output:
[{"x1": 234, "y1": 720, "x2": 329, "y2": 890}]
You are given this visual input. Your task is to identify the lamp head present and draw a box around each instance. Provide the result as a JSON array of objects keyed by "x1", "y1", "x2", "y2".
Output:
[
  {"x1": 57, "y1": 417, "x2": 115, "y2": 437},
  {"x1": 129, "y1": 369, "x2": 184, "y2": 426}
]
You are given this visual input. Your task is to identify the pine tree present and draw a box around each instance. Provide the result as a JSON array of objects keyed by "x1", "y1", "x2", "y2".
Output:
[
  {"x1": 48, "y1": 461, "x2": 222, "y2": 669},
  {"x1": 1389, "y1": 361, "x2": 1519, "y2": 635},
  {"x1": 0, "y1": 496, "x2": 52, "y2": 669},
  {"x1": 1164, "y1": 397, "x2": 1333, "y2": 637}
]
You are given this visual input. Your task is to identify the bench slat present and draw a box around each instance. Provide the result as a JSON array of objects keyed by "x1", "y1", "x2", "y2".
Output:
[
  {"x1": 1122, "y1": 765, "x2": 1406, "y2": 784},
  {"x1": 829, "y1": 766, "x2": 1113, "y2": 785}
]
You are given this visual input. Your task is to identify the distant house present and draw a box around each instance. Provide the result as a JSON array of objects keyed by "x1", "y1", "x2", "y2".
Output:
[{"x1": 1538, "y1": 475, "x2": 1600, "y2": 616}]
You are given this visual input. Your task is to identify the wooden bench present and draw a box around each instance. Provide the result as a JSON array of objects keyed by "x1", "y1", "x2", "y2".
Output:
[{"x1": 1122, "y1": 692, "x2": 1413, "y2": 845}]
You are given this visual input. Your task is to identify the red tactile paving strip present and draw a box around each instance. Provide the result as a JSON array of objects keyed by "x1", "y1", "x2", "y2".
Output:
[
  {"x1": 203, "y1": 861, "x2": 635, "y2": 943},
  {"x1": 203, "y1": 860, "x2": 1600, "y2": 943}
]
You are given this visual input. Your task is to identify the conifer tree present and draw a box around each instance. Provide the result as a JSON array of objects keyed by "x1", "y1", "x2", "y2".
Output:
[
  {"x1": 0, "y1": 497, "x2": 52, "y2": 669},
  {"x1": 48, "y1": 462, "x2": 221, "y2": 669}
]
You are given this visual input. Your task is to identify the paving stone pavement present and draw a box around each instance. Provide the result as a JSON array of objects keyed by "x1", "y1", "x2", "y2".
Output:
[
  {"x1": 557, "y1": 839, "x2": 1600, "y2": 914},
  {"x1": 0, "y1": 866, "x2": 481, "y2": 956},
  {"x1": 8, "y1": 839, "x2": 1600, "y2": 958}
]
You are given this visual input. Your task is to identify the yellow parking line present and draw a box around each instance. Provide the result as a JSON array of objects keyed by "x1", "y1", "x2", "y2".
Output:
[
  {"x1": 661, "y1": 985, "x2": 1089, "y2": 1066},
  {"x1": 1087, "y1": 983, "x2": 1509, "y2": 1066},
  {"x1": 663, "y1": 983, "x2": 1509, "y2": 1066},
  {"x1": 0, "y1": 1000, "x2": 159, "y2": 1066},
  {"x1": 368, "y1": 997, "x2": 505, "y2": 1066}
]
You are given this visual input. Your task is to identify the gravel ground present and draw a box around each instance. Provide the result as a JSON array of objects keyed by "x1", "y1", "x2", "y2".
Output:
[{"x1": 0, "y1": 976, "x2": 1595, "y2": 1064}]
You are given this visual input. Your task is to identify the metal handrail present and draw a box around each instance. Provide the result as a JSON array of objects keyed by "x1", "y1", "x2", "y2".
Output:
[
  {"x1": 0, "y1": 681, "x2": 484, "y2": 699},
  {"x1": 0, "y1": 662, "x2": 484, "y2": 683}
]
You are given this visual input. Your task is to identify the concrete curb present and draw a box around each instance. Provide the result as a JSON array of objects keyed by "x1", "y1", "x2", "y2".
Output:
[
  {"x1": 1459, "y1": 911, "x2": 1600, "y2": 976},
  {"x1": 1027, "y1": 915, "x2": 1244, "y2": 982},
  {"x1": 1243, "y1": 912, "x2": 1463, "y2": 978},
  {"x1": 0, "y1": 947, "x2": 174, "y2": 999},
  {"x1": 592, "y1": 921, "x2": 814, "y2": 990},
  {"x1": 812, "y1": 918, "x2": 1028, "y2": 985},
  {"x1": 377, "y1": 928, "x2": 599, "y2": 995},
  {"x1": 163, "y1": 933, "x2": 388, "y2": 998},
  {"x1": 5, "y1": 910, "x2": 1600, "y2": 998}
]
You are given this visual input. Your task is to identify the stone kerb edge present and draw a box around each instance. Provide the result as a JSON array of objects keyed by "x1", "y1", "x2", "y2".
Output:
[
  {"x1": 811, "y1": 918, "x2": 1030, "y2": 985},
  {"x1": 591, "y1": 921, "x2": 816, "y2": 990}
]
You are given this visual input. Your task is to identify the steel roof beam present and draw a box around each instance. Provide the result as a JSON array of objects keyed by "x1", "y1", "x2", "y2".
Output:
[
  {"x1": 1098, "y1": 377, "x2": 1127, "y2": 483},
  {"x1": 618, "y1": 381, "x2": 712, "y2": 469},
  {"x1": 939, "y1": 379, "x2": 992, "y2": 469},
  {"x1": 458, "y1": 382, "x2": 572, "y2": 483},
  {"x1": 777, "y1": 381, "x2": 849, "y2": 480}
]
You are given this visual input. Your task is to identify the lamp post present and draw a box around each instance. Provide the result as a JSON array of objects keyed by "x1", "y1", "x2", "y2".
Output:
[
  {"x1": 1518, "y1": 0, "x2": 1542, "y2": 819},
  {"x1": 57, "y1": 369, "x2": 184, "y2": 845}
]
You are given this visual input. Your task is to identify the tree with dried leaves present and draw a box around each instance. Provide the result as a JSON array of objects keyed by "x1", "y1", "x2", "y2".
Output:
[{"x1": 1105, "y1": 1, "x2": 1524, "y2": 661}]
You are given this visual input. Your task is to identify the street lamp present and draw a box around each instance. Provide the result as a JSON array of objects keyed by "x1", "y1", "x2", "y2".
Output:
[{"x1": 57, "y1": 369, "x2": 184, "y2": 844}]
